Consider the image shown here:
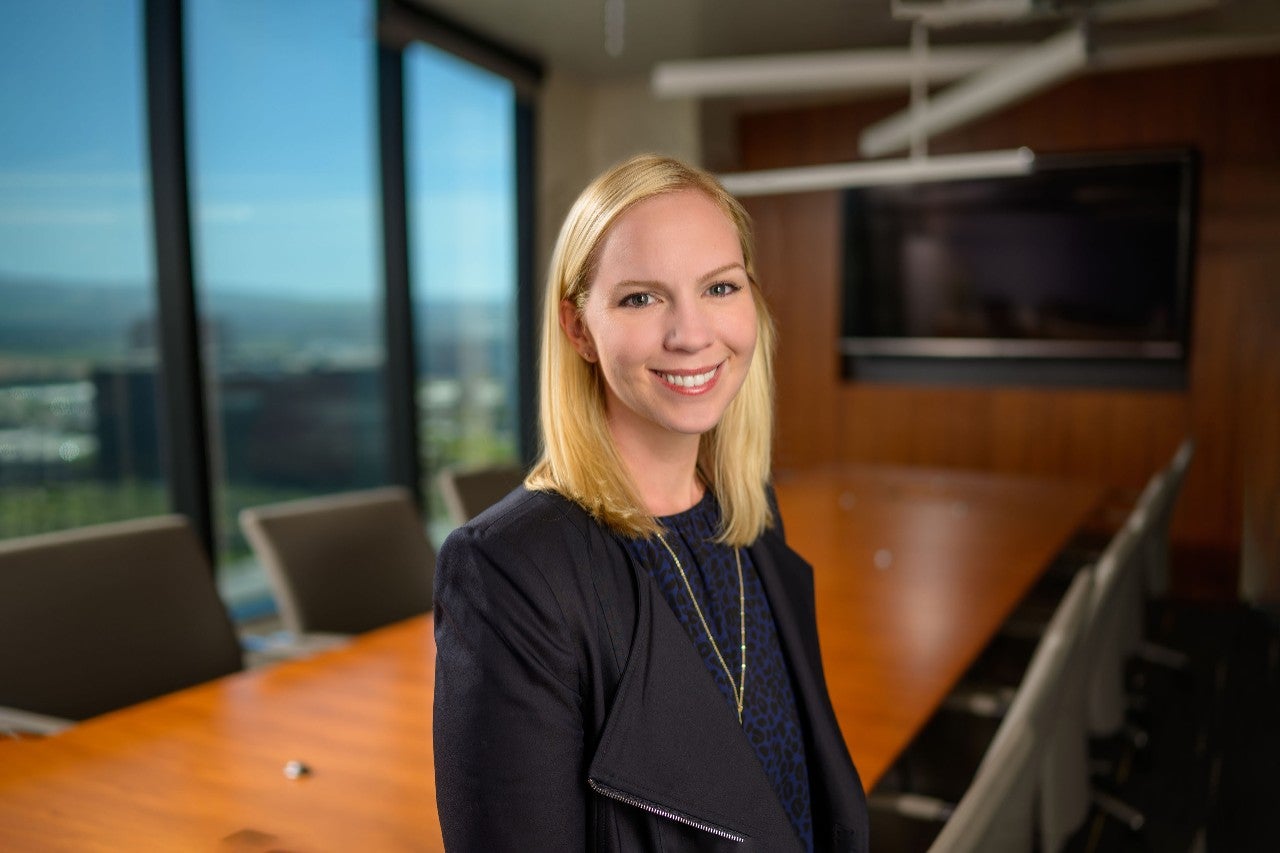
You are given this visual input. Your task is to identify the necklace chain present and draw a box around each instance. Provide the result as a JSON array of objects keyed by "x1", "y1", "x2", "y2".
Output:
[{"x1": 654, "y1": 532, "x2": 746, "y2": 724}]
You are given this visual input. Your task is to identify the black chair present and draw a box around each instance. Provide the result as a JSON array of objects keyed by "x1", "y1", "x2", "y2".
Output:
[
  {"x1": 437, "y1": 463, "x2": 525, "y2": 526},
  {"x1": 0, "y1": 515, "x2": 243, "y2": 730},
  {"x1": 239, "y1": 486, "x2": 435, "y2": 636}
]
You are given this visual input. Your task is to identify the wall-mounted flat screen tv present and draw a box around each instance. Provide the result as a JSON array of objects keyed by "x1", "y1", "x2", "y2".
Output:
[{"x1": 841, "y1": 149, "x2": 1198, "y2": 375}]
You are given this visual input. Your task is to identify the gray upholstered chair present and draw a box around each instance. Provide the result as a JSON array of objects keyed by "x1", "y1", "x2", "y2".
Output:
[
  {"x1": 239, "y1": 486, "x2": 434, "y2": 636},
  {"x1": 437, "y1": 463, "x2": 525, "y2": 527},
  {"x1": 1030, "y1": 570, "x2": 1096, "y2": 853},
  {"x1": 871, "y1": 569, "x2": 1095, "y2": 852},
  {"x1": 0, "y1": 515, "x2": 243, "y2": 729},
  {"x1": 1137, "y1": 437, "x2": 1194, "y2": 597},
  {"x1": 1112, "y1": 443, "x2": 1194, "y2": 675},
  {"x1": 901, "y1": 450, "x2": 1178, "y2": 847},
  {"x1": 941, "y1": 525, "x2": 1150, "y2": 841},
  {"x1": 1008, "y1": 436, "x2": 1195, "y2": 640},
  {"x1": 1087, "y1": 523, "x2": 1145, "y2": 737},
  {"x1": 927, "y1": 722, "x2": 1038, "y2": 853}
]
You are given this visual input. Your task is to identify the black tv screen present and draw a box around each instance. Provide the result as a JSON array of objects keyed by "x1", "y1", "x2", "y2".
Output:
[{"x1": 841, "y1": 149, "x2": 1197, "y2": 370}]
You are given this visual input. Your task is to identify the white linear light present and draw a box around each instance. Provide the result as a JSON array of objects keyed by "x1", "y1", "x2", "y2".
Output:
[
  {"x1": 890, "y1": 0, "x2": 1222, "y2": 27},
  {"x1": 860, "y1": 25, "x2": 1089, "y2": 157},
  {"x1": 650, "y1": 27, "x2": 1277, "y2": 103},
  {"x1": 651, "y1": 45, "x2": 1021, "y2": 99},
  {"x1": 892, "y1": 0, "x2": 1043, "y2": 28},
  {"x1": 1096, "y1": 31, "x2": 1280, "y2": 72},
  {"x1": 717, "y1": 147, "x2": 1034, "y2": 197}
]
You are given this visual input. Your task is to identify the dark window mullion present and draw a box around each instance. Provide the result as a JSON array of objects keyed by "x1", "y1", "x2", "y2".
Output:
[
  {"x1": 144, "y1": 0, "x2": 215, "y2": 561},
  {"x1": 515, "y1": 96, "x2": 538, "y2": 465},
  {"x1": 377, "y1": 0, "x2": 542, "y2": 97},
  {"x1": 377, "y1": 44, "x2": 423, "y2": 506}
]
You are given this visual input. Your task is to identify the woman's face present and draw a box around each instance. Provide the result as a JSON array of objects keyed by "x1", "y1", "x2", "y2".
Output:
[{"x1": 561, "y1": 189, "x2": 758, "y2": 452}]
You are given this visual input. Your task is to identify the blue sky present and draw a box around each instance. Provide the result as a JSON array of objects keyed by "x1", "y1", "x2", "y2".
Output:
[
  {"x1": 0, "y1": 0, "x2": 515, "y2": 303},
  {"x1": 0, "y1": 1, "x2": 151, "y2": 287}
]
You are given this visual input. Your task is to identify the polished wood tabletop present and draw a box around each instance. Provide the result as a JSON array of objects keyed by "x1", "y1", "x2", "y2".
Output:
[
  {"x1": 0, "y1": 617, "x2": 442, "y2": 852},
  {"x1": 0, "y1": 465, "x2": 1100, "y2": 849},
  {"x1": 773, "y1": 464, "x2": 1103, "y2": 789}
]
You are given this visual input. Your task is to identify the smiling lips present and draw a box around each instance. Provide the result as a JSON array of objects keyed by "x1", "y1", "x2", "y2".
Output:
[{"x1": 654, "y1": 363, "x2": 721, "y2": 395}]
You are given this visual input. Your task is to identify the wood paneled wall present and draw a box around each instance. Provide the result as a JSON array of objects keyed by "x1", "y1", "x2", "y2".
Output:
[{"x1": 738, "y1": 56, "x2": 1280, "y2": 593}]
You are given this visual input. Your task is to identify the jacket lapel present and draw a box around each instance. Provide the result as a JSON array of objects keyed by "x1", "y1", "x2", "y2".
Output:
[
  {"x1": 587, "y1": 567, "x2": 802, "y2": 850},
  {"x1": 748, "y1": 533, "x2": 868, "y2": 851}
]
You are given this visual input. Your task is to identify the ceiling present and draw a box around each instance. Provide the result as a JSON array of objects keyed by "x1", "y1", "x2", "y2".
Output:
[
  {"x1": 412, "y1": 0, "x2": 1280, "y2": 81},
  {"x1": 413, "y1": 0, "x2": 910, "y2": 76}
]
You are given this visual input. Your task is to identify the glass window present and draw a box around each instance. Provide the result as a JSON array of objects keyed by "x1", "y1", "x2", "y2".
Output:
[
  {"x1": 187, "y1": 0, "x2": 387, "y2": 616},
  {"x1": 0, "y1": 1, "x2": 167, "y2": 539},
  {"x1": 405, "y1": 43, "x2": 519, "y2": 540}
]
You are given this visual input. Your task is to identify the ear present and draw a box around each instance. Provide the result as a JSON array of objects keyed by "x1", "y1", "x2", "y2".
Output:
[{"x1": 559, "y1": 298, "x2": 597, "y2": 362}]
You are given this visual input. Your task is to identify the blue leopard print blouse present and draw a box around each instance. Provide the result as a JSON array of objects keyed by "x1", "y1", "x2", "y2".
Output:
[{"x1": 626, "y1": 491, "x2": 814, "y2": 852}]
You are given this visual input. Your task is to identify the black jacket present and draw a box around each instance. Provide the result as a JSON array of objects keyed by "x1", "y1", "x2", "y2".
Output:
[{"x1": 433, "y1": 487, "x2": 869, "y2": 852}]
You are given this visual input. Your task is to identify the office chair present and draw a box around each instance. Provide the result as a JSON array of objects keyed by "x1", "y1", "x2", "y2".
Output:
[
  {"x1": 972, "y1": 527, "x2": 1150, "y2": 832},
  {"x1": 240, "y1": 486, "x2": 435, "y2": 636},
  {"x1": 1011, "y1": 436, "x2": 1194, "y2": 633},
  {"x1": 0, "y1": 515, "x2": 243, "y2": 729},
  {"x1": 437, "y1": 463, "x2": 525, "y2": 527},
  {"x1": 1140, "y1": 437, "x2": 1194, "y2": 597},
  {"x1": 871, "y1": 569, "x2": 1095, "y2": 852},
  {"x1": 1003, "y1": 439, "x2": 1193, "y2": 679},
  {"x1": 927, "y1": 722, "x2": 1039, "y2": 853}
]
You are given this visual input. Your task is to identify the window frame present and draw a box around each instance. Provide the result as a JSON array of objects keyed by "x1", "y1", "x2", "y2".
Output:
[{"x1": 139, "y1": 0, "x2": 541, "y2": 568}]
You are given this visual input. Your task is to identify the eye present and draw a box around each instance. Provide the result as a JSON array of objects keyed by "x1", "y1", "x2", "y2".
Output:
[
  {"x1": 619, "y1": 292, "x2": 654, "y2": 308},
  {"x1": 707, "y1": 281, "x2": 742, "y2": 298}
]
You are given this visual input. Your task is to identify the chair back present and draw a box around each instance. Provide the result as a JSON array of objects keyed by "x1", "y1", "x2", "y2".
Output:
[
  {"x1": 1139, "y1": 437, "x2": 1194, "y2": 596},
  {"x1": 1115, "y1": 473, "x2": 1164, "y2": 653},
  {"x1": 0, "y1": 516, "x2": 243, "y2": 720},
  {"x1": 240, "y1": 486, "x2": 434, "y2": 635},
  {"x1": 932, "y1": 567, "x2": 1094, "y2": 853},
  {"x1": 1085, "y1": 523, "x2": 1143, "y2": 736},
  {"x1": 1032, "y1": 570, "x2": 1095, "y2": 853},
  {"x1": 928, "y1": 722, "x2": 1037, "y2": 853},
  {"x1": 437, "y1": 464, "x2": 525, "y2": 527}
]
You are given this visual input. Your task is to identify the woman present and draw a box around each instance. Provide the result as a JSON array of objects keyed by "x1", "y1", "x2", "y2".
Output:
[{"x1": 433, "y1": 154, "x2": 868, "y2": 852}]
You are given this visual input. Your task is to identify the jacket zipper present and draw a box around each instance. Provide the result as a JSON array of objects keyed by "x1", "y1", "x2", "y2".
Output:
[{"x1": 588, "y1": 778, "x2": 746, "y2": 843}]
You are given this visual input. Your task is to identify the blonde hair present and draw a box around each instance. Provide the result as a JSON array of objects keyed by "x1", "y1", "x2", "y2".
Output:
[{"x1": 525, "y1": 154, "x2": 777, "y2": 545}]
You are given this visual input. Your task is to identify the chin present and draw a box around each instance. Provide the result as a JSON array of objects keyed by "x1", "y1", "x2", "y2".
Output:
[{"x1": 659, "y1": 411, "x2": 729, "y2": 437}]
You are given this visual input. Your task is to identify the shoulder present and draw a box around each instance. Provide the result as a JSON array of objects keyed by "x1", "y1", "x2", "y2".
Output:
[
  {"x1": 436, "y1": 487, "x2": 628, "y2": 611},
  {"x1": 434, "y1": 487, "x2": 638, "y2": 686},
  {"x1": 448, "y1": 487, "x2": 601, "y2": 563}
]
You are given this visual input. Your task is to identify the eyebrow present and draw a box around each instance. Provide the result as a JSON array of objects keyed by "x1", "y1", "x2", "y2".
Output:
[
  {"x1": 698, "y1": 262, "x2": 748, "y2": 283},
  {"x1": 607, "y1": 262, "x2": 748, "y2": 292}
]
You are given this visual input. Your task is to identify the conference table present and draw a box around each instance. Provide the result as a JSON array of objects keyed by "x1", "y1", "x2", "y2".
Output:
[
  {"x1": 772, "y1": 464, "x2": 1103, "y2": 789},
  {"x1": 0, "y1": 465, "x2": 1102, "y2": 850}
]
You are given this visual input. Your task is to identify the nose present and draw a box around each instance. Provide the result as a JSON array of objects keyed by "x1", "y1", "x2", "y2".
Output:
[{"x1": 664, "y1": 297, "x2": 713, "y2": 352}]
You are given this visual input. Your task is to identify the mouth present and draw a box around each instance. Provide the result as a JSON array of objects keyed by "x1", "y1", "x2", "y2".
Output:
[{"x1": 653, "y1": 363, "x2": 722, "y2": 395}]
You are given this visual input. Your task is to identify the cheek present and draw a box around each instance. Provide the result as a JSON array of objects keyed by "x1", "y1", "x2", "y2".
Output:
[
  {"x1": 728, "y1": 302, "x2": 759, "y2": 358},
  {"x1": 593, "y1": 317, "x2": 657, "y2": 369}
]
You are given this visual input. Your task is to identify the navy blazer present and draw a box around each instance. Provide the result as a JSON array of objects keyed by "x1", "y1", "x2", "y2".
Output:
[{"x1": 433, "y1": 487, "x2": 869, "y2": 852}]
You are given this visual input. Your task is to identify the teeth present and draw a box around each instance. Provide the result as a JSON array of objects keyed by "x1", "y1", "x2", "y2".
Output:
[{"x1": 660, "y1": 367, "x2": 716, "y2": 388}]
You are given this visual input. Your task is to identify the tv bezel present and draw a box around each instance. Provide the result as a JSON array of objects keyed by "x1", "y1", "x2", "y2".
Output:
[{"x1": 838, "y1": 147, "x2": 1199, "y2": 379}]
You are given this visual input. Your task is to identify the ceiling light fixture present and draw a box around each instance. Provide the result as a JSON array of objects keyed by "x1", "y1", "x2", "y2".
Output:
[
  {"x1": 651, "y1": 44, "x2": 1021, "y2": 99},
  {"x1": 604, "y1": 0, "x2": 625, "y2": 58},
  {"x1": 715, "y1": 19, "x2": 1037, "y2": 197},
  {"x1": 859, "y1": 24, "x2": 1089, "y2": 157},
  {"x1": 891, "y1": 0, "x2": 1050, "y2": 27},
  {"x1": 717, "y1": 147, "x2": 1035, "y2": 197},
  {"x1": 684, "y1": 0, "x2": 1263, "y2": 197}
]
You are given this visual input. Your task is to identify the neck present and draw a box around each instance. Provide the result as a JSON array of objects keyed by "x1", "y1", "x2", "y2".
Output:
[{"x1": 609, "y1": 424, "x2": 704, "y2": 518}]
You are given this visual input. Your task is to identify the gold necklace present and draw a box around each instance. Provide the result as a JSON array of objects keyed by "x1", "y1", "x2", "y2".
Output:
[{"x1": 654, "y1": 532, "x2": 746, "y2": 724}]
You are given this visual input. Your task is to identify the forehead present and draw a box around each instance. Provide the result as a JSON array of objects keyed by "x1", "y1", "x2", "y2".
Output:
[{"x1": 595, "y1": 190, "x2": 742, "y2": 275}]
